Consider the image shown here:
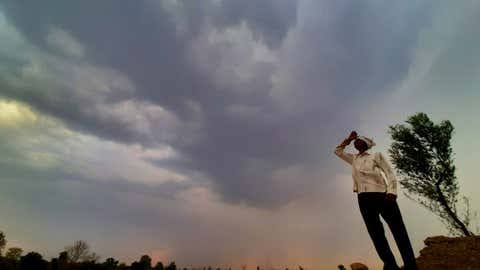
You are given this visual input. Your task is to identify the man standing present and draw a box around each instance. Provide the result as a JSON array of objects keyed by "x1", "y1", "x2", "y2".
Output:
[{"x1": 334, "y1": 131, "x2": 418, "y2": 270}]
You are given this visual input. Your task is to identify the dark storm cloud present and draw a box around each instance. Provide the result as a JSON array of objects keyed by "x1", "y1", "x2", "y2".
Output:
[
  {"x1": 0, "y1": 0, "x2": 434, "y2": 208},
  {"x1": 171, "y1": 0, "x2": 434, "y2": 207},
  {"x1": 0, "y1": 0, "x2": 297, "y2": 116},
  {"x1": 0, "y1": 0, "x2": 301, "y2": 208},
  {"x1": 213, "y1": 0, "x2": 298, "y2": 48},
  {"x1": 0, "y1": 88, "x2": 135, "y2": 145},
  {"x1": 0, "y1": 0, "x2": 298, "y2": 138},
  {"x1": 272, "y1": 1, "x2": 434, "y2": 112}
]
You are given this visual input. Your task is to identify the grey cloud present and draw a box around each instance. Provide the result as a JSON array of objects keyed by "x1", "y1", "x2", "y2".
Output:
[
  {"x1": 168, "y1": 0, "x2": 435, "y2": 207},
  {"x1": 270, "y1": 0, "x2": 434, "y2": 114},
  {"x1": 0, "y1": 64, "x2": 155, "y2": 146},
  {"x1": 212, "y1": 0, "x2": 299, "y2": 48},
  {"x1": 0, "y1": 0, "x2": 302, "y2": 208},
  {"x1": 0, "y1": 0, "x2": 435, "y2": 208},
  {"x1": 0, "y1": 128, "x2": 193, "y2": 205}
]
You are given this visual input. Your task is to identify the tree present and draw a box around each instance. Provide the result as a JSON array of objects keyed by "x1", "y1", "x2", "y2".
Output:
[
  {"x1": 64, "y1": 240, "x2": 100, "y2": 263},
  {"x1": 118, "y1": 262, "x2": 129, "y2": 270},
  {"x1": 5, "y1": 247, "x2": 23, "y2": 261},
  {"x1": 103, "y1": 257, "x2": 119, "y2": 269},
  {"x1": 50, "y1": 258, "x2": 59, "y2": 270},
  {"x1": 51, "y1": 251, "x2": 69, "y2": 270},
  {"x1": 20, "y1": 252, "x2": 47, "y2": 270},
  {"x1": 131, "y1": 255, "x2": 153, "y2": 270},
  {"x1": 58, "y1": 251, "x2": 69, "y2": 265},
  {"x1": 388, "y1": 112, "x2": 477, "y2": 236},
  {"x1": 140, "y1": 255, "x2": 152, "y2": 267},
  {"x1": 0, "y1": 231, "x2": 6, "y2": 256},
  {"x1": 154, "y1": 261, "x2": 164, "y2": 270},
  {"x1": 166, "y1": 261, "x2": 177, "y2": 270}
]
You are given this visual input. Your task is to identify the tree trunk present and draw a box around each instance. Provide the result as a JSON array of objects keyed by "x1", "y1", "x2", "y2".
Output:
[{"x1": 435, "y1": 183, "x2": 472, "y2": 236}]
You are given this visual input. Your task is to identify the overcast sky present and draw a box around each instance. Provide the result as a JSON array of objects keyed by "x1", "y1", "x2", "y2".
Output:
[{"x1": 0, "y1": 1, "x2": 479, "y2": 269}]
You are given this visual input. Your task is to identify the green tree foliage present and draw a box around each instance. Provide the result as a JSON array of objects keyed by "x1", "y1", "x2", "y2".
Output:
[{"x1": 388, "y1": 112, "x2": 478, "y2": 236}]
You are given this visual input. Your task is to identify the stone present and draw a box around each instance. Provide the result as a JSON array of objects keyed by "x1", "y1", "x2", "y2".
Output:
[{"x1": 350, "y1": 262, "x2": 368, "y2": 270}]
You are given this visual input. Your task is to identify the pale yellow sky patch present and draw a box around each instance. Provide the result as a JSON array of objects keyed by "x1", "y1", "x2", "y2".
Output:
[{"x1": 0, "y1": 99, "x2": 38, "y2": 126}]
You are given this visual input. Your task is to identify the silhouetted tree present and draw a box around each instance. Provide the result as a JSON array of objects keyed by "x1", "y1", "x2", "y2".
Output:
[
  {"x1": 51, "y1": 258, "x2": 59, "y2": 270},
  {"x1": 55, "y1": 251, "x2": 68, "y2": 270},
  {"x1": 141, "y1": 255, "x2": 152, "y2": 268},
  {"x1": 103, "y1": 257, "x2": 119, "y2": 270},
  {"x1": 5, "y1": 247, "x2": 22, "y2": 261},
  {"x1": 165, "y1": 261, "x2": 177, "y2": 270},
  {"x1": 131, "y1": 255, "x2": 153, "y2": 270},
  {"x1": 388, "y1": 112, "x2": 477, "y2": 236},
  {"x1": 0, "y1": 231, "x2": 6, "y2": 256},
  {"x1": 59, "y1": 251, "x2": 68, "y2": 261},
  {"x1": 154, "y1": 261, "x2": 164, "y2": 270},
  {"x1": 65, "y1": 240, "x2": 100, "y2": 263},
  {"x1": 20, "y1": 252, "x2": 47, "y2": 270}
]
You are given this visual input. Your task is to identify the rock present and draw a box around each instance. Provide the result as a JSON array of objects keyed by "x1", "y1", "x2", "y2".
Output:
[
  {"x1": 348, "y1": 235, "x2": 480, "y2": 270},
  {"x1": 350, "y1": 262, "x2": 368, "y2": 270},
  {"x1": 415, "y1": 235, "x2": 480, "y2": 270}
]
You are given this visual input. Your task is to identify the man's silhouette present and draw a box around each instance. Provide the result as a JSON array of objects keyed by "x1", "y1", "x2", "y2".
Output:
[{"x1": 334, "y1": 131, "x2": 418, "y2": 270}]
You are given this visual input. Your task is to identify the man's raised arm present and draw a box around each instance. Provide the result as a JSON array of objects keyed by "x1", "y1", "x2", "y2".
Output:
[{"x1": 334, "y1": 131, "x2": 357, "y2": 165}]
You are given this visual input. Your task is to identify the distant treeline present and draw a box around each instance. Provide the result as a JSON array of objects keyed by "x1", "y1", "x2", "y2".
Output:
[
  {"x1": 0, "y1": 230, "x2": 178, "y2": 270},
  {"x1": 0, "y1": 231, "x2": 305, "y2": 270}
]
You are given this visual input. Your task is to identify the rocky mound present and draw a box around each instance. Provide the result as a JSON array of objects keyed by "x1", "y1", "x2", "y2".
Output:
[
  {"x1": 347, "y1": 235, "x2": 480, "y2": 270},
  {"x1": 413, "y1": 235, "x2": 480, "y2": 270}
]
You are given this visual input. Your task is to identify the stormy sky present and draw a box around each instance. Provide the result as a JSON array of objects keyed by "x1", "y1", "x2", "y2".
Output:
[{"x1": 0, "y1": 1, "x2": 479, "y2": 269}]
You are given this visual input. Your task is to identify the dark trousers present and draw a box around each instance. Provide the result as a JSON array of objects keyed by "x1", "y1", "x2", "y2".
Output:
[{"x1": 357, "y1": 192, "x2": 418, "y2": 270}]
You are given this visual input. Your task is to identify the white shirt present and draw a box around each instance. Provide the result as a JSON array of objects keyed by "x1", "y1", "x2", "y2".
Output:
[{"x1": 334, "y1": 144, "x2": 397, "y2": 195}]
